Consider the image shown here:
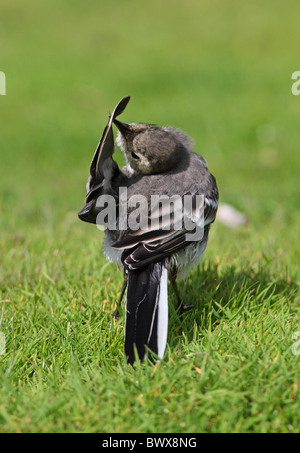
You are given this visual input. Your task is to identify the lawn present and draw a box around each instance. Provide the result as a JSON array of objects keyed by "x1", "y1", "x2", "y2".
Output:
[{"x1": 0, "y1": 0, "x2": 299, "y2": 433}]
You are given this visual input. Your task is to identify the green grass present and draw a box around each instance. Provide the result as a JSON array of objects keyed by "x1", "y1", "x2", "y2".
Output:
[{"x1": 0, "y1": 0, "x2": 299, "y2": 433}]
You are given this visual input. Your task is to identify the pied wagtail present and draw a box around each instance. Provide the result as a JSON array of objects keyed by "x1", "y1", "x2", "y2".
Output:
[{"x1": 78, "y1": 96, "x2": 219, "y2": 364}]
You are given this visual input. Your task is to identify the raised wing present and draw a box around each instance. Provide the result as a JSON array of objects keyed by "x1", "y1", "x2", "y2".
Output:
[
  {"x1": 86, "y1": 95, "x2": 130, "y2": 200},
  {"x1": 78, "y1": 96, "x2": 130, "y2": 223}
]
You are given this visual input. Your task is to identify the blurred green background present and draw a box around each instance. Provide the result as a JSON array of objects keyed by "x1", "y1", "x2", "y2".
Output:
[
  {"x1": 1, "y1": 0, "x2": 299, "y2": 232},
  {"x1": 0, "y1": 0, "x2": 299, "y2": 433}
]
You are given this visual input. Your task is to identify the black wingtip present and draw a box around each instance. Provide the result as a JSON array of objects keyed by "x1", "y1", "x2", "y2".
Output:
[
  {"x1": 78, "y1": 200, "x2": 98, "y2": 224},
  {"x1": 113, "y1": 95, "x2": 131, "y2": 118}
]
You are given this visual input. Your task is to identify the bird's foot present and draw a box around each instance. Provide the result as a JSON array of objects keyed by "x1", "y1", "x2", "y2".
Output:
[
  {"x1": 111, "y1": 306, "x2": 121, "y2": 320},
  {"x1": 178, "y1": 300, "x2": 194, "y2": 315}
]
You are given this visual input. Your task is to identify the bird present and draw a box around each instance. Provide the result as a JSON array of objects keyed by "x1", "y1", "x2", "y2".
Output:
[{"x1": 78, "y1": 96, "x2": 219, "y2": 365}]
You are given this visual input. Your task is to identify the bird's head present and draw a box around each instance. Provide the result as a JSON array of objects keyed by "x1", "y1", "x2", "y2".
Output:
[{"x1": 114, "y1": 120, "x2": 183, "y2": 175}]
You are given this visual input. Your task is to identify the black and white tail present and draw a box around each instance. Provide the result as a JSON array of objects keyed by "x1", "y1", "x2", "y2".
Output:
[{"x1": 124, "y1": 261, "x2": 168, "y2": 364}]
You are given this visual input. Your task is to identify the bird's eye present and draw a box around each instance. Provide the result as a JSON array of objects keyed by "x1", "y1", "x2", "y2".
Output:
[{"x1": 131, "y1": 151, "x2": 140, "y2": 160}]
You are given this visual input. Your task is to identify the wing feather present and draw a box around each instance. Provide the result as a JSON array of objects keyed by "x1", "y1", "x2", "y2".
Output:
[{"x1": 113, "y1": 181, "x2": 218, "y2": 270}]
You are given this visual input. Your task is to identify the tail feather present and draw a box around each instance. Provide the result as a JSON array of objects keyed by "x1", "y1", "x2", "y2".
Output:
[{"x1": 125, "y1": 261, "x2": 168, "y2": 364}]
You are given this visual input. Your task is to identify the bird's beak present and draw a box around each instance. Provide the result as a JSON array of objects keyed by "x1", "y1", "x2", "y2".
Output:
[{"x1": 113, "y1": 118, "x2": 131, "y2": 137}]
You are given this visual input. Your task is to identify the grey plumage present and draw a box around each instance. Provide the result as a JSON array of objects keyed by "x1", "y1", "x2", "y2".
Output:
[{"x1": 78, "y1": 96, "x2": 219, "y2": 364}]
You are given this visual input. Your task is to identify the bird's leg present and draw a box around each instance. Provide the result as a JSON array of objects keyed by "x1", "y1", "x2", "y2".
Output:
[
  {"x1": 169, "y1": 274, "x2": 182, "y2": 310},
  {"x1": 169, "y1": 273, "x2": 193, "y2": 314},
  {"x1": 111, "y1": 271, "x2": 128, "y2": 319}
]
